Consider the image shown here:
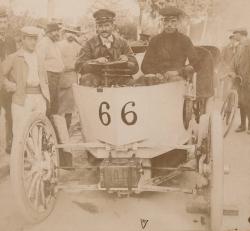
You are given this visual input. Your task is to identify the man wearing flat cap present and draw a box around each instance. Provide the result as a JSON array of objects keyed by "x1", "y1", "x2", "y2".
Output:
[
  {"x1": 141, "y1": 6, "x2": 197, "y2": 78},
  {"x1": 229, "y1": 28, "x2": 250, "y2": 133},
  {"x1": 36, "y1": 22, "x2": 64, "y2": 116},
  {"x1": 2, "y1": 26, "x2": 50, "y2": 139},
  {"x1": 0, "y1": 6, "x2": 17, "y2": 153},
  {"x1": 75, "y1": 9, "x2": 139, "y2": 86},
  {"x1": 57, "y1": 25, "x2": 81, "y2": 129}
]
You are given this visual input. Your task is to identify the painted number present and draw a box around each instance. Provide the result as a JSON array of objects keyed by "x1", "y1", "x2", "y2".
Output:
[
  {"x1": 121, "y1": 101, "x2": 137, "y2": 125},
  {"x1": 99, "y1": 102, "x2": 111, "y2": 126},
  {"x1": 98, "y1": 101, "x2": 137, "y2": 126}
]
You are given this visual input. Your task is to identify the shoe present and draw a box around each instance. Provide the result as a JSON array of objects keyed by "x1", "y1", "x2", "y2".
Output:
[{"x1": 235, "y1": 125, "x2": 246, "y2": 132}]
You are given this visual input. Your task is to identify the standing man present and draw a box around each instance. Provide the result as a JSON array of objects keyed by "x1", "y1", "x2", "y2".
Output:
[
  {"x1": 2, "y1": 26, "x2": 50, "y2": 138},
  {"x1": 141, "y1": 6, "x2": 197, "y2": 77},
  {"x1": 0, "y1": 6, "x2": 17, "y2": 153},
  {"x1": 57, "y1": 25, "x2": 81, "y2": 129},
  {"x1": 221, "y1": 35, "x2": 239, "y2": 68},
  {"x1": 75, "y1": 9, "x2": 139, "y2": 86},
  {"x1": 230, "y1": 28, "x2": 250, "y2": 133},
  {"x1": 36, "y1": 23, "x2": 64, "y2": 116}
]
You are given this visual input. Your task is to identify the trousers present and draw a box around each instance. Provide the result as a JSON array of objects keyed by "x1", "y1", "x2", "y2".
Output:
[
  {"x1": 12, "y1": 94, "x2": 46, "y2": 138},
  {"x1": 47, "y1": 71, "x2": 61, "y2": 116}
]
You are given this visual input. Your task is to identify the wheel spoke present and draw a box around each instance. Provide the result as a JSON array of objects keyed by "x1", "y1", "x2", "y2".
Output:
[
  {"x1": 31, "y1": 125, "x2": 40, "y2": 159},
  {"x1": 34, "y1": 176, "x2": 41, "y2": 209},
  {"x1": 37, "y1": 126, "x2": 43, "y2": 156},
  {"x1": 40, "y1": 180, "x2": 46, "y2": 209},
  {"x1": 26, "y1": 137, "x2": 36, "y2": 157},
  {"x1": 28, "y1": 172, "x2": 40, "y2": 200},
  {"x1": 24, "y1": 147, "x2": 35, "y2": 163}
]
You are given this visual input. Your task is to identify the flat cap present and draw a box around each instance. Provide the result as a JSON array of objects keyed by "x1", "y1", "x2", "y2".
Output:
[
  {"x1": 21, "y1": 26, "x2": 40, "y2": 37},
  {"x1": 93, "y1": 9, "x2": 115, "y2": 23},
  {"x1": 233, "y1": 27, "x2": 248, "y2": 36},
  {"x1": 46, "y1": 22, "x2": 61, "y2": 33},
  {"x1": 0, "y1": 6, "x2": 7, "y2": 17},
  {"x1": 159, "y1": 6, "x2": 185, "y2": 18}
]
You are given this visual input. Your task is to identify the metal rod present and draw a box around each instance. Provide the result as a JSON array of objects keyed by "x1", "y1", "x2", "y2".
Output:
[{"x1": 56, "y1": 142, "x2": 105, "y2": 149}]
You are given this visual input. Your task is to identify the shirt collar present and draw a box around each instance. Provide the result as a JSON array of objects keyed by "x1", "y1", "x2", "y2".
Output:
[{"x1": 93, "y1": 34, "x2": 119, "y2": 48}]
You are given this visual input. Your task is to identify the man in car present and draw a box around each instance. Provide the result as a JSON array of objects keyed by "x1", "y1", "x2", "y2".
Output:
[
  {"x1": 75, "y1": 9, "x2": 139, "y2": 86},
  {"x1": 141, "y1": 6, "x2": 197, "y2": 79}
]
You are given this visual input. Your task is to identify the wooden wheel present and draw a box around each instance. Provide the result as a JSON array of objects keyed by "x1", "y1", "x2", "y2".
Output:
[
  {"x1": 221, "y1": 89, "x2": 238, "y2": 137},
  {"x1": 10, "y1": 113, "x2": 59, "y2": 223}
]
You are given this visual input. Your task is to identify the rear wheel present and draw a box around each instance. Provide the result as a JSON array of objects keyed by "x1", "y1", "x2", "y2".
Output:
[{"x1": 10, "y1": 113, "x2": 59, "y2": 223}]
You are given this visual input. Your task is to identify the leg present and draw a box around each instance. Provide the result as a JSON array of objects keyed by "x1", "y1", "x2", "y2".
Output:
[
  {"x1": 2, "y1": 91, "x2": 13, "y2": 154},
  {"x1": 235, "y1": 103, "x2": 246, "y2": 132},
  {"x1": 65, "y1": 113, "x2": 72, "y2": 130},
  {"x1": 246, "y1": 106, "x2": 250, "y2": 134},
  {"x1": 47, "y1": 72, "x2": 60, "y2": 116},
  {"x1": 11, "y1": 103, "x2": 27, "y2": 140}
]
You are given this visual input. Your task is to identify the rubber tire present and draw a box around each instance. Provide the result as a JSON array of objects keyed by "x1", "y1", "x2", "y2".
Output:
[
  {"x1": 209, "y1": 111, "x2": 224, "y2": 231},
  {"x1": 10, "y1": 112, "x2": 59, "y2": 224}
]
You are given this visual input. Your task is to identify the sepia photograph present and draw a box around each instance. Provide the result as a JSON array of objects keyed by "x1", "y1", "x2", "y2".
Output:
[{"x1": 0, "y1": 0, "x2": 249, "y2": 230}]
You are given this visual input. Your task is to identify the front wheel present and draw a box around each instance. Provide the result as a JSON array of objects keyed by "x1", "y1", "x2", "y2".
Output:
[{"x1": 10, "y1": 113, "x2": 59, "y2": 223}]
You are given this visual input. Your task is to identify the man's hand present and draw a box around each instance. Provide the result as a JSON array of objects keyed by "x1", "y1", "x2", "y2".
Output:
[
  {"x1": 4, "y1": 79, "x2": 16, "y2": 92},
  {"x1": 95, "y1": 57, "x2": 109, "y2": 63},
  {"x1": 119, "y1": 55, "x2": 128, "y2": 62}
]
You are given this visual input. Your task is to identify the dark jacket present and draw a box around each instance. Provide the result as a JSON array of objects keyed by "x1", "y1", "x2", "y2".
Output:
[
  {"x1": 0, "y1": 36, "x2": 16, "y2": 61},
  {"x1": 195, "y1": 46, "x2": 214, "y2": 98},
  {"x1": 141, "y1": 31, "x2": 198, "y2": 74},
  {"x1": 0, "y1": 36, "x2": 16, "y2": 103},
  {"x1": 2, "y1": 49, "x2": 50, "y2": 106},
  {"x1": 75, "y1": 35, "x2": 139, "y2": 75},
  {"x1": 232, "y1": 39, "x2": 250, "y2": 107}
]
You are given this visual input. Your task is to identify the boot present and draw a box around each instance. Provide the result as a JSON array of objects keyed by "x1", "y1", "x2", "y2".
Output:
[{"x1": 235, "y1": 124, "x2": 246, "y2": 132}]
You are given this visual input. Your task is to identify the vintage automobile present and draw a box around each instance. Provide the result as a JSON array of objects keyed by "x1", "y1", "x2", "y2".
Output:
[{"x1": 9, "y1": 56, "x2": 239, "y2": 231}]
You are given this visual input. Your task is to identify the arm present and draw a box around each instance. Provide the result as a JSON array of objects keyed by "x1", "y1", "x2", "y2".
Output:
[
  {"x1": 141, "y1": 39, "x2": 159, "y2": 74},
  {"x1": 36, "y1": 38, "x2": 47, "y2": 65},
  {"x1": 2, "y1": 54, "x2": 16, "y2": 92},
  {"x1": 75, "y1": 41, "x2": 94, "y2": 74},
  {"x1": 120, "y1": 40, "x2": 139, "y2": 75},
  {"x1": 185, "y1": 37, "x2": 198, "y2": 71}
]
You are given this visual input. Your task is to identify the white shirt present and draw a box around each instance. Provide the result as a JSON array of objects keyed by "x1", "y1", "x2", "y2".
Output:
[
  {"x1": 57, "y1": 39, "x2": 81, "y2": 70},
  {"x1": 100, "y1": 35, "x2": 114, "y2": 49},
  {"x1": 36, "y1": 36, "x2": 64, "y2": 73},
  {"x1": 23, "y1": 50, "x2": 40, "y2": 87}
]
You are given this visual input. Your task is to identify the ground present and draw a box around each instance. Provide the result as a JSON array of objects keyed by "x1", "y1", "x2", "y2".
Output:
[{"x1": 0, "y1": 109, "x2": 250, "y2": 231}]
